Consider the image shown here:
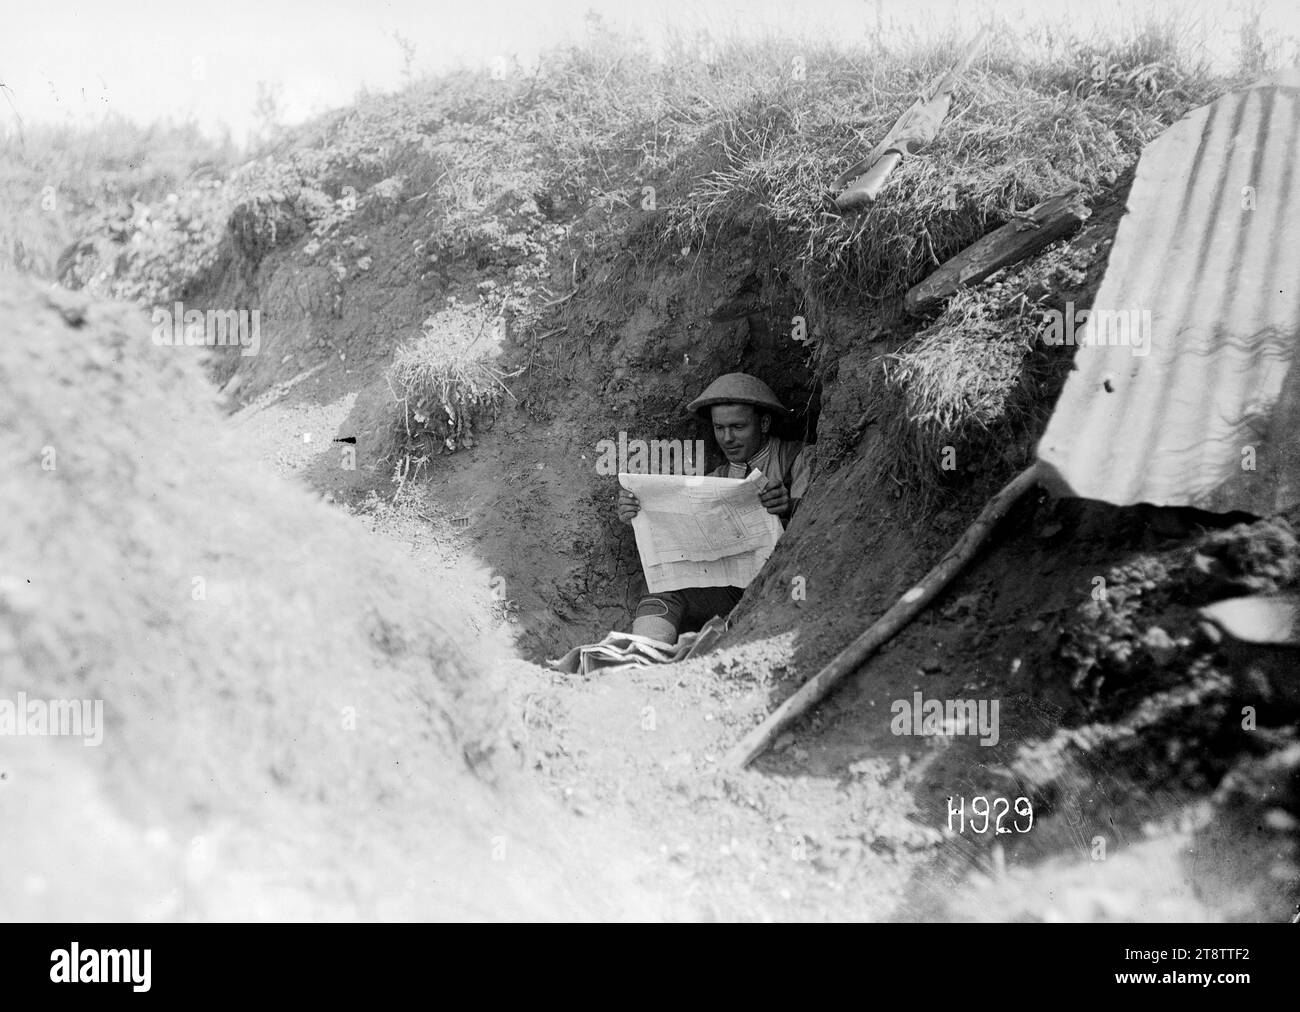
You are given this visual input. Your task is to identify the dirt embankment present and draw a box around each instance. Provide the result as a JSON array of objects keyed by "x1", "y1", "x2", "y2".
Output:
[
  {"x1": 0, "y1": 277, "x2": 667, "y2": 920},
  {"x1": 188, "y1": 154, "x2": 1130, "y2": 671},
  {"x1": 189, "y1": 188, "x2": 826, "y2": 660}
]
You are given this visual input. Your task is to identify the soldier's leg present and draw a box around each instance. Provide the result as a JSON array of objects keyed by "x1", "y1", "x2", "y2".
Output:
[
  {"x1": 679, "y1": 586, "x2": 745, "y2": 632},
  {"x1": 632, "y1": 588, "x2": 688, "y2": 644}
]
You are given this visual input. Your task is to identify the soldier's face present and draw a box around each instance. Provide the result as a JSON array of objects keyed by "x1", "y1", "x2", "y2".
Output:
[{"x1": 711, "y1": 404, "x2": 767, "y2": 463}]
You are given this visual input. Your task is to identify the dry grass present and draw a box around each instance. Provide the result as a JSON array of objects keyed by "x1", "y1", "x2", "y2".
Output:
[
  {"x1": 34, "y1": 7, "x2": 1285, "y2": 504},
  {"x1": 238, "y1": 10, "x2": 1235, "y2": 310},
  {"x1": 651, "y1": 26, "x2": 1216, "y2": 304},
  {"x1": 388, "y1": 303, "x2": 523, "y2": 466},
  {"x1": 869, "y1": 287, "x2": 1050, "y2": 510},
  {"x1": 34, "y1": 9, "x2": 1257, "y2": 322}
]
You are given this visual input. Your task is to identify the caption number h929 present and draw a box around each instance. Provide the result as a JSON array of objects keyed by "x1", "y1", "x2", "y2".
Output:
[{"x1": 948, "y1": 796, "x2": 1033, "y2": 834}]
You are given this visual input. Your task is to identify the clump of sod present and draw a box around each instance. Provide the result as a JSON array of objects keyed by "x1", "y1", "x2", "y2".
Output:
[
  {"x1": 387, "y1": 304, "x2": 521, "y2": 468},
  {"x1": 869, "y1": 287, "x2": 1050, "y2": 510}
]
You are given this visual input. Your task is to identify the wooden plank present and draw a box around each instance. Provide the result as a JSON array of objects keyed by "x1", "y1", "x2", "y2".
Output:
[{"x1": 904, "y1": 186, "x2": 1090, "y2": 315}]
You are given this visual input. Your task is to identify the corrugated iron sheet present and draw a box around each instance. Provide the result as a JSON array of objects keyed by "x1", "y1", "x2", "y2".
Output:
[{"x1": 1036, "y1": 71, "x2": 1300, "y2": 514}]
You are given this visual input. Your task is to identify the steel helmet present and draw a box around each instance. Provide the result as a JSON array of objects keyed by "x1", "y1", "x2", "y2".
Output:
[{"x1": 686, "y1": 372, "x2": 792, "y2": 421}]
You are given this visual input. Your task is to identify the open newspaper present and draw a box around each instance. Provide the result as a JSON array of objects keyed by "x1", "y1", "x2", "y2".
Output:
[{"x1": 619, "y1": 470, "x2": 782, "y2": 592}]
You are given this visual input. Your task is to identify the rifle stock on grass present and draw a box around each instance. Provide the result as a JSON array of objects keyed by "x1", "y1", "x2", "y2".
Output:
[{"x1": 834, "y1": 26, "x2": 992, "y2": 210}]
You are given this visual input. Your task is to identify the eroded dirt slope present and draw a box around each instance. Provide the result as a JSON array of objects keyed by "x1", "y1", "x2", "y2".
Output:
[{"x1": 0, "y1": 278, "x2": 665, "y2": 921}]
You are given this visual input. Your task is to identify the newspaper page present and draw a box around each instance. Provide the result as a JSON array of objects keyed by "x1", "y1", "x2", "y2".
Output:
[{"x1": 619, "y1": 470, "x2": 783, "y2": 592}]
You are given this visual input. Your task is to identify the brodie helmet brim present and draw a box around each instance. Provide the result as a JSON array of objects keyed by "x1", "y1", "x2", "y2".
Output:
[{"x1": 686, "y1": 372, "x2": 793, "y2": 421}]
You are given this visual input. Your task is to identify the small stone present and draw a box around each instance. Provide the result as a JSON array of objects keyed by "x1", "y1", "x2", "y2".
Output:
[
  {"x1": 921, "y1": 656, "x2": 943, "y2": 673},
  {"x1": 1142, "y1": 626, "x2": 1177, "y2": 666}
]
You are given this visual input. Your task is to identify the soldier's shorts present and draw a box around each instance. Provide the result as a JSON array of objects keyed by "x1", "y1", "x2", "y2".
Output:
[{"x1": 634, "y1": 584, "x2": 744, "y2": 637}]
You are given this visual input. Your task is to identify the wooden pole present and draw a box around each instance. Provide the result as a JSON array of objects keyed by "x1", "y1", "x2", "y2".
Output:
[{"x1": 723, "y1": 463, "x2": 1042, "y2": 770}]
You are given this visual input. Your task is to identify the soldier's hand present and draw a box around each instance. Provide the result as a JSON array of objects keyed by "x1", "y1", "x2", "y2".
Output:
[
  {"x1": 617, "y1": 487, "x2": 640, "y2": 524},
  {"x1": 759, "y1": 478, "x2": 791, "y2": 517}
]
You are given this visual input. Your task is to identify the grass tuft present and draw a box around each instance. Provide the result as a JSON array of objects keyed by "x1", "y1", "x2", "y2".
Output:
[
  {"x1": 868, "y1": 286, "x2": 1053, "y2": 510},
  {"x1": 387, "y1": 303, "x2": 522, "y2": 468}
]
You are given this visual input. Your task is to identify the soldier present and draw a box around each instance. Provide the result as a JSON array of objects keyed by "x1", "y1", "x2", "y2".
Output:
[{"x1": 617, "y1": 372, "x2": 810, "y2": 645}]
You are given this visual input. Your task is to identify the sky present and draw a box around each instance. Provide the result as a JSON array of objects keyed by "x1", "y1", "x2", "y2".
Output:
[{"x1": 2, "y1": 0, "x2": 1298, "y2": 144}]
